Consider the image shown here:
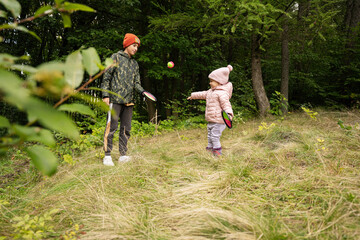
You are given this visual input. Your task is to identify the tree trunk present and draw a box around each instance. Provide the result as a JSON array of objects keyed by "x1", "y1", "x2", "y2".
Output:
[
  {"x1": 281, "y1": 17, "x2": 290, "y2": 115},
  {"x1": 343, "y1": 0, "x2": 360, "y2": 106},
  {"x1": 164, "y1": 76, "x2": 172, "y2": 118},
  {"x1": 297, "y1": 0, "x2": 310, "y2": 21},
  {"x1": 344, "y1": 0, "x2": 360, "y2": 51},
  {"x1": 228, "y1": 37, "x2": 235, "y2": 63},
  {"x1": 251, "y1": 34, "x2": 270, "y2": 116}
]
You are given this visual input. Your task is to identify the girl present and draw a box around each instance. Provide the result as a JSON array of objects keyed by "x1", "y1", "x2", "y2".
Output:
[{"x1": 188, "y1": 65, "x2": 234, "y2": 156}]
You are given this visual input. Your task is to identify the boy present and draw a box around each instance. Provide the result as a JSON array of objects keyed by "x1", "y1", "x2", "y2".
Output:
[{"x1": 101, "y1": 33, "x2": 144, "y2": 166}]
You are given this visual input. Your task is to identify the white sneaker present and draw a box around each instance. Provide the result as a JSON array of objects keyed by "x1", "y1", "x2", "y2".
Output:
[
  {"x1": 118, "y1": 156, "x2": 131, "y2": 163},
  {"x1": 103, "y1": 156, "x2": 114, "y2": 166}
]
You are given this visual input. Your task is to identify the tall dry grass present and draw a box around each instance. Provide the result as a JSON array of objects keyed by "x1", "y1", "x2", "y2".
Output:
[{"x1": 1, "y1": 110, "x2": 359, "y2": 239}]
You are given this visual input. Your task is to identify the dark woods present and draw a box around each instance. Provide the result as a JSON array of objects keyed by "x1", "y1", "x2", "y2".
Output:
[{"x1": 1, "y1": 0, "x2": 359, "y2": 123}]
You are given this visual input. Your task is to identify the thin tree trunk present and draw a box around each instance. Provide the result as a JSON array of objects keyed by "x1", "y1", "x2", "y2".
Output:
[
  {"x1": 293, "y1": 0, "x2": 310, "y2": 94},
  {"x1": 281, "y1": 17, "x2": 290, "y2": 115},
  {"x1": 343, "y1": 0, "x2": 360, "y2": 106},
  {"x1": 297, "y1": 0, "x2": 310, "y2": 21},
  {"x1": 170, "y1": 49, "x2": 179, "y2": 119},
  {"x1": 164, "y1": 76, "x2": 171, "y2": 118},
  {"x1": 251, "y1": 34, "x2": 270, "y2": 116},
  {"x1": 344, "y1": 0, "x2": 360, "y2": 51}
]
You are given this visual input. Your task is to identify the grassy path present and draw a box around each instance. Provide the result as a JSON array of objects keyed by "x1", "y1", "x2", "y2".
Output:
[{"x1": 1, "y1": 111, "x2": 359, "y2": 239}]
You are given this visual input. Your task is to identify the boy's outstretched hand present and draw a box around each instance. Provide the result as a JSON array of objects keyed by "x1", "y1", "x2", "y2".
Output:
[
  {"x1": 187, "y1": 96, "x2": 192, "y2": 100},
  {"x1": 103, "y1": 97, "x2": 110, "y2": 106}
]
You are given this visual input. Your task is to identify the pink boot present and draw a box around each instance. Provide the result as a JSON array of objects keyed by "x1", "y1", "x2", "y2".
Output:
[{"x1": 212, "y1": 147, "x2": 222, "y2": 157}]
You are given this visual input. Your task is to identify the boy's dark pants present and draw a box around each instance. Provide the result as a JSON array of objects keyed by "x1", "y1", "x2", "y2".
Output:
[{"x1": 104, "y1": 104, "x2": 133, "y2": 156}]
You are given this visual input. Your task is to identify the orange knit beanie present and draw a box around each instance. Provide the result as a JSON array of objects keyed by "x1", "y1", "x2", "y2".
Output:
[{"x1": 123, "y1": 33, "x2": 140, "y2": 49}]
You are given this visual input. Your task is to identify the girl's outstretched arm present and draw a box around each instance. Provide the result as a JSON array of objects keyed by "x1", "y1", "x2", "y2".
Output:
[{"x1": 189, "y1": 90, "x2": 208, "y2": 100}]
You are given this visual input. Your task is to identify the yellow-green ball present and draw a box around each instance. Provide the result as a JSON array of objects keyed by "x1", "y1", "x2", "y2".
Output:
[{"x1": 167, "y1": 61, "x2": 174, "y2": 68}]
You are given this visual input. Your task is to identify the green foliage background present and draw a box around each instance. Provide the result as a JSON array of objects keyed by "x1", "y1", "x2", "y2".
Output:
[{"x1": 2, "y1": 0, "x2": 359, "y2": 122}]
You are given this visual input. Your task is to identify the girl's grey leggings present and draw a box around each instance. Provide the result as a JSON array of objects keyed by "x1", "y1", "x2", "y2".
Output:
[{"x1": 207, "y1": 123, "x2": 226, "y2": 149}]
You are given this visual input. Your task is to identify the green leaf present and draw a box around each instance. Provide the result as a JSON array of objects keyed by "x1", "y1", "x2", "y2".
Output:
[
  {"x1": 0, "y1": 23, "x2": 14, "y2": 30},
  {"x1": 26, "y1": 145, "x2": 58, "y2": 176},
  {"x1": 0, "y1": 53, "x2": 18, "y2": 66},
  {"x1": 0, "y1": 24, "x2": 41, "y2": 41},
  {"x1": 37, "y1": 61, "x2": 66, "y2": 71},
  {"x1": 0, "y1": 69, "x2": 31, "y2": 105},
  {"x1": 318, "y1": 32, "x2": 326, "y2": 41},
  {"x1": 34, "y1": 5, "x2": 53, "y2": 17},
  {"x1": 10, "y1": 64, "x2": 37, "y2": 74},
  {"x1": 49, "y1": 209, "x2": 60, "y2": 215},
  {"x1": 61, "y1": 2, "x2": 96, "y2": 12},
  {"x1": 61, "y1": 13, "x2": 71, "y2": 28},
  {"x1": 58, "y1": 103, "x2": 95, "y2": 117},
  {"x1": 0, "y1": 0, "x2": 21, "y2": 17},
  {"x1": 104, "y1": 58, "x2": 114, "y2": 68},
  {"x1": 28, "y1": 129, "x2": 56, "y2": 147},
  {"x1": 337, "y1": 119, "x2": 344, "y2": 128},
  {"x1": 73, "y1": 92, "x2": 109, "y2": 113},
  {"x1": 12, "y1": 125, "x2": 37, "y2": 137},
  {"x1": 81, "y1": 47, "x2": 101, "y2": 76},
  {"x1": 65, "y1": 50, "x2": 84, "y2": 88},
  {"x1": 14, "y1": 25, "x2": 40, "y2": 41},
  {"x1": 25, "y1": 98, "x2": 80, "y2": 140},
  {"x1": 0, "y1": 10, "x2": 7, "y2": 18},
  {"x1": 12, "y1": 125, "x2": 56, "y2": 147},
  {"x1": 55, "y1": 0, "x2": 65, "y2": 5},
  {"x1": 86, "y1": 87, "x2": 124, "y2": 101},
  {"x1": 0, "y1": 116, "x2": 10, "y2": 128}
]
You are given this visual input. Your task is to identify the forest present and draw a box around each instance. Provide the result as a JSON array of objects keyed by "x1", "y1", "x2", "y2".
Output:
[
  {"x1": 1, "y1": 0, "x2": 360, "y2": 239},
  {"x1": 1, "y1": 0, "x2": 359, "y2": 119}
]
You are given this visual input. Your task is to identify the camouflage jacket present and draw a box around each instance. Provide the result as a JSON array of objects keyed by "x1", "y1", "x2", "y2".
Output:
[{"x1": 101, "y1": 50, "x2": 144, "y2": 104}]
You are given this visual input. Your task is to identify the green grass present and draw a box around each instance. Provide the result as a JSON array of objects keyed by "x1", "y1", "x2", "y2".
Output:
[{"x1": 1, "y1": 110, "x2": 359, "y2": 239}]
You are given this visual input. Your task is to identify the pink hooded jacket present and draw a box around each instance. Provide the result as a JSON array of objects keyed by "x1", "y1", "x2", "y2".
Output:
[{"x1": 191, "y1": 82, "x2": 233, "y2": 124}]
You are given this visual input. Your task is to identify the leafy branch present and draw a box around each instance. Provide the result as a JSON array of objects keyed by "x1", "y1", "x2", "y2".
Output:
[{"x1": 0, "y1": 0, "x2": 111, "y2": 177}]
